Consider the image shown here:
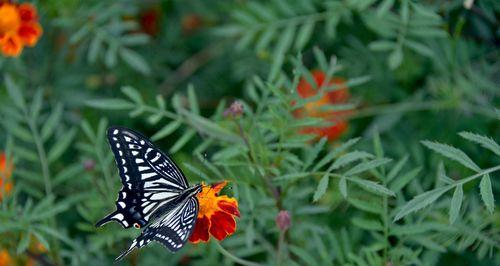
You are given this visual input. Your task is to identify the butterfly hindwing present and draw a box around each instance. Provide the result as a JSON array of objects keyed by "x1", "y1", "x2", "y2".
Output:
[
  {"x1": 96, "y1": 127, "x2": 189, "y2": 229},
  {"x1": 115, "y1": 197, "x2": 199, "y2": 261}
]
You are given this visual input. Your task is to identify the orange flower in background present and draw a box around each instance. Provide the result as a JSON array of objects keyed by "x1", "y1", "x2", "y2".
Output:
[
  {"x1": 189, "y1": 181, "x2": 239, "y2": 243},
  {"x1": 294, "y1": 70, "x2": 351, "y2": 141},
  {"x1": 0, "y1": 249, "x2": 12, "y2": 266},
  {"x1": 0, "y1": 152, "x2": 13, "y2": 201},
  {"x1": 0, "y1": 1, "x2": 42, "y2": 57}
]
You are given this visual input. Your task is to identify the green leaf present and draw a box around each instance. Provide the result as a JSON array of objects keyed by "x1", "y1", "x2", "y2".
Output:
[
  {"x1": 182, "y1": 111, "x2": 242, "y2": 144},
  {"x1": 121, "y1": 86, "x2": 143, "y2": 103},
  {"x1": 459, "y1": 132, "x2": 500, "y2": 156},
  {"x1": 405, "y1": 40, "x2": 434, "y2": 57},
  {"x1": 85, "y1": 98, "x2": 134, "y2": 110},
  {"x1": 449, "y1": 184, "x2": 463, "y2": 224},
  {"x1": 387, "y1": 155, "x2": 409, "y2": 182},
  {"x1": 344, "y1": 158, "x2": 392, "y2": 176},
  {"x1": 88, "y1": 35, "x2": 102, "y2": 63},
  {"x1": 295, "y1": 21, "x2": 315, "y2": 51},
  {"x1": 119, "y1": 47, "x2": 151, "y2": 75},
  {"x1": 376, "y1": 0, "x2": 395, "y2": 17},
  {"x1": 329, "y1": 151, "x2": 374, "y2": 171},
  {"x1": 339, "y1": 177, "x2": 347, "y2": 198},
  {"x1": 421, "y1": 140, "x2": 481, "y2": 172},
  {"x1": 368, "y1": 40, "x2": 396, "y2": 51},
  {"x1": 313, "y1": 138, "x2": 361, "y2": 171},
  {"x1": 151, "y1": 121, "x2": 182, "y2": 141},
  {"x1": 303, "y1": 137, "x2": 327, "y2": 170},
  {"x1": 349, "y1": 178, "x2": 395, "y2": 196},
  {"x1": 389, "y1": 167, "x2": 421, "y2": 191},
  {"x1": 394, "y1": 186, "x2": 452, "y2": 221},
  {"x1": 17, "y1": 232, "x2": 31, "y2": 254},
  {"x1": 41, "y1": 104, "x2": 63, "y2": 141},
  {"x1": 388, "y1": 47, "x2": 403, "y2": 69},
  {"x1": 187, "y1": 85, "x2": 199, "y2": 114},
  {"x1": 313, "y1": 175, "x2": 329, "y2": 202},
  {"x1": 351, "y1": 218, "x2": 383, "y2": 231},
  {"x1": 5, "y1": 75, "x2": 27, "y2": 111},
  {"x1": 479, "y1": 174, "x2": 494, "y2": 213},
  {"x1": 169, "y1": 129, "x2": 196, "y2": 154},
  {"x1": 348, "y1": 198, "x2": 383, "y2": 214},
  {"x1": 269, "y1": 25, "x2": 294, "y2": 81},
  {"x1": 289, "y1": 245, "x2": 318, "y2": 266},
  {"x1": 30, "y1": 89, "x2": 44, "y2": 119},
  {"x1": 48, "y1": 128, "x2": 77, "y2": 163}
]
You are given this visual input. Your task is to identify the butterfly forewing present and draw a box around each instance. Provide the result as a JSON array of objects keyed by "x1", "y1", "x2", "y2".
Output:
[
  {"x1": 115, "y1": 197, "x2": 199, "y2": 261},
  {"x1": 96, "y1": 127, "x2": 190, "y2": 229}
]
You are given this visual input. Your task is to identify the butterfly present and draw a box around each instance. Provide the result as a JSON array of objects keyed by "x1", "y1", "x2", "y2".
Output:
[{"x1": 96, "y1": 126, "x2": 202, "y2": 261}]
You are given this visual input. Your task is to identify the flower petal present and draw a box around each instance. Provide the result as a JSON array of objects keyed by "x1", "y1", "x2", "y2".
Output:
[
  {"x1": 218, "y1": 199, "x2": 240, "y2": 217},
  {"x1": 210, "y1": 181, "x2": 227, "y2": 195},
  {"x1": 189, "y1": 216, "x2": 210, "y2": 243},
  {"x1": 18, "y1": 3, "x2": 38, "y2": 22},
  {"x1": 209, "y1": 211, "x2": 236, "y2": 241},
  {"x1": 18, "y1": 22, "x2": 42, "y2": 46},
  {"x1": 1, "y1": 33, "x2": 23, "y2": 57}
]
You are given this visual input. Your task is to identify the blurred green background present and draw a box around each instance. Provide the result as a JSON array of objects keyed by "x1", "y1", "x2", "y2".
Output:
[{"x1": 0, "y1": 0, "x2": 499, "y2": 265}]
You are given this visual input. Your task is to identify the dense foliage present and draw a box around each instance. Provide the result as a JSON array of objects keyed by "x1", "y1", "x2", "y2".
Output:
[{"x1": 0, "y1": 0, "x2": 498, "y2": 265}]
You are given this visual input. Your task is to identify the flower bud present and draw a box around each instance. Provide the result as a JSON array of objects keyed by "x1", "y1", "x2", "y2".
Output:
[
  {"x1": 83, "y1": 159, "x2": 95, "y2": 172},
  {"x1": 275, "y1": 210, "x2": 291, "y2": 231},
  {"x1": 224, "y1": 101, "x2": 244, "y2": 117}
]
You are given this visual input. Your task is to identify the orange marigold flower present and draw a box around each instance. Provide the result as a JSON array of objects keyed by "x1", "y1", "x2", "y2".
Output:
[
  {"x1": 189, "y1": 181, "x2": 239, "y2": 243},
  {"x1": 0, "y1": 249, "x2": 12, "y2": 266},
  {"x1": 0, "y1": 2, "x2": 42, "y2": 57},
  {"x1": 0, "y1": 152, "x2": 14, "y2": 201},
  {"x1": 294, "y1": 70, "x2": 351, "y2": 142}
]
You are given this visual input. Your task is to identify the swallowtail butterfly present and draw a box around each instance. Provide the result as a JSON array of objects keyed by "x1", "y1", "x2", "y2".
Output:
[{"x1": 96, "y1": 126, "x2": 202, "y2": 261}]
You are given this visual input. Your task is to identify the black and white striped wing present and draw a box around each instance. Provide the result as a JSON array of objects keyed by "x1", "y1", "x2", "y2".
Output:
[
  {"x1": 115, "y1": 197, "x2": 199, "y2": 261},
  {"x1": 96, "y1": 126, "x2": 189, "y2": 229}
]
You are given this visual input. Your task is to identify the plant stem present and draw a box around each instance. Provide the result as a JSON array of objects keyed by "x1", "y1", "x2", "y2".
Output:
[
  {"x1": 26, "y1": 116, "x2": 52, "y2": 196},
  {"x1": 214, "y1": 241, "x2": 262, "y2": 266}
]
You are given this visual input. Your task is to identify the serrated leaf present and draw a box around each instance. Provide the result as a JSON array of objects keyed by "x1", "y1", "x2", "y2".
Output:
[
  {"x1": 437, "y1": 161, "x2": 454, "y2": 185},
  {"x1": 421, "y1": 140, "x2": 481, "y2": 172},
  {"x1": 459, "y1": 132, "x2": 500, "y2": 156},
  {"x1": 329, "y1": 151, "x2": 374, "y2": 171},
  {"x1": 313, "y1": 138, "x2": 361, "y2": 171},
  {"x1": 394, "y1": 186, "x2": 452, "y2": 221},
  {"x1": 85, "y1": 99, "x2": 134, "y2": 110},
  {"x1": 479, "y1": 174, "x2": 494, "y2": 213},
  {"x1": 344, "y1": 158, "x2": 392, "y2": 176},
  {"x1": 339, "y1": 177, "x2": 347, "y2": 198},
  {"x1": 387, "y1": 155, "x2": 409, "y2": 182},
  {"x1": 313, "y1": 175, "x2": 329, "y2": 202},
  {"x1": 449, "y1": 184, "x2": 463, "y2": 224},
  {"x1": 41, "y1": 104, "x2": 63, "y2": 141},
  {"x1": 389, "y1": 167, "x2": 421, "y2": 192},
  {"x1": 349, "y1": 177, "x2": 395, "y2": 196},
  {"x1": 269, "y1": 25, "x2": 294, "y2": 81},
  {"x1": 303, "y1": 137, "x2": 327, "y2": 170}
]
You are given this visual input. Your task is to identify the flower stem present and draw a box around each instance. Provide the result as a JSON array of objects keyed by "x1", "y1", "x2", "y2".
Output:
[{"x1": 214, "y1": 241, "x2": 262, "y2": 266}]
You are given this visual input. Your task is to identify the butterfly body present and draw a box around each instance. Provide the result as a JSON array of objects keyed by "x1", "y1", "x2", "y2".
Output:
[{"x1": 95, "y1": 127, "x2": 201, "y2": 261}]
